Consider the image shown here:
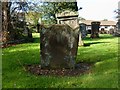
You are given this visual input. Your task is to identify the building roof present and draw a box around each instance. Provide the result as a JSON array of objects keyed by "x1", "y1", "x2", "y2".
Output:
[
  {"x1": 100, "y1": 20, "x2": 116, "y2": 26},
  {"x1": 79, "y1": 20, "x2": 117, "y2": 26},
  {"x1": 79, "y1": 20, "x2": 93, "y2": 25}
]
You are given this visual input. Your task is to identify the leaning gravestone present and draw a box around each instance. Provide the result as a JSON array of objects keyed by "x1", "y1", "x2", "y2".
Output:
[
  {"x1": 40, "y1": 10, "x2": 80, "y2": 69},
  {"x1": 90, "y1": 21, "x2": 101, "y2": 38}
]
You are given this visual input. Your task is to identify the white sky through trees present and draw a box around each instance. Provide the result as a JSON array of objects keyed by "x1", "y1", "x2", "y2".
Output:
[
  {"x1": 6, "y1": 0, "x2": 119, "y2": 21},
  {"x1": 77, "y1": 0, "x2": 120, "y2": 21}
]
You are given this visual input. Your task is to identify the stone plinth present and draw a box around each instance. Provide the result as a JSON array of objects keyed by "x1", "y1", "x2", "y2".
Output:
[
  {"x1": 40, "y1": 24, "x2": 79, "y2": 69},
  {"x1": 91, "y1": 22, "x2": 100, "y2": 38}
]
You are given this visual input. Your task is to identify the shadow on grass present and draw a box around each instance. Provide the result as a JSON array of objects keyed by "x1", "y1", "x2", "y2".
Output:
[
  {"x1": 99, "y1": 35, "x2": 117, "y2": 39},
  {"x1": 83, "y1": 34, "x2": 117, "y2": 41},
  {"x1": 84, "y1": 42, "x2": 109, "y2": 47},
  {"x1": 33, "y1": 37, "x2": 40, "y2": 43}
]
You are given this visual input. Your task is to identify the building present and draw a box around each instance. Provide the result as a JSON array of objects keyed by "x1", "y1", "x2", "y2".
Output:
[{"x1": 79, "y1": 20, "x2": 117, "y2": 34}]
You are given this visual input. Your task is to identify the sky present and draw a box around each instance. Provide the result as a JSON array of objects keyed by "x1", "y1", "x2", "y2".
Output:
[{"x1": 77, "y1": 0, "x2": 120, "y2": 21}]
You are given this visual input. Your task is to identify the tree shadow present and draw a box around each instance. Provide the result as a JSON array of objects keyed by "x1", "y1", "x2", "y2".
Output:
[
  {"x1": 33, "y1": 37, "x2": 40, "y2": 43},
  {"x1": 83, "y1": 34, "x2": 117, "y2": 41},
  {"x1": 83, "y1": 42, "x2": 109, "y2": 47},
  {"x1": 99, "y1": 35, "x2": 117, "y2": 39}
]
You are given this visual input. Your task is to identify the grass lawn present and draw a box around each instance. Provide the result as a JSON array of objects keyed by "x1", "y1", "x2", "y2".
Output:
[{"x1": 2, "y1": 33, "x2": 119, "y2": 88}]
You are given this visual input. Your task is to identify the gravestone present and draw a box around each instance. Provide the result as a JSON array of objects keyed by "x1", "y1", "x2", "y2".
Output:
[
  {"x1": 40, "y1": 10, "x2": 80, "y2": 69},
  {"x1": 114, "y1": 19, "x2": 120, "y2": 36},
  {"x1": 56, "y1": 10, "x2": 79, "y2": 29},
  {"x1": 114, "y1": 2, "x2": 120, "y2": 36},
  {"x1": 90, "y1": 22, "x2": 101, "y2": 38},
  {"x1": 56, "y1": 10, "x2": 83, "y2": 46},
  {"x1": 79, "y1": 23, "x2": 87, "y2": 38},
  {"x1": 117, "y1": 1, "x2": 120, "y2": 36},
  {"x1": 40, "y1": 24, "x2": 79, "y2": 69},
  {"x1": 118, "y1": 19, "x2": 120, "y2": 35}
]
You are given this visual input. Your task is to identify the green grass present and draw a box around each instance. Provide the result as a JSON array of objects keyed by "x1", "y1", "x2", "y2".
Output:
[{"x1": 2, "y1": 33, "x2": 119, "y2": 88}]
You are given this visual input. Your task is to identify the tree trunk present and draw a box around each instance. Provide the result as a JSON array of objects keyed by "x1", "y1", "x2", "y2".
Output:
[
  {"x1": 0, "y1": 2, "x2": 2, "y2": 43},
  {"x1": 2, "y1": 2, "x2": 10, "y2": 43}
]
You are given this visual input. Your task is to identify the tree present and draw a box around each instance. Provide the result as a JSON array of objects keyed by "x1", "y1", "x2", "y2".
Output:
[
  {"x1": 40, "y1": 2, "x2": 78, "y2": 24},
  {"x1": 103, "y1": 19, "x2": 108, "y2": 21},
  {"x1": 2, "y1": 0, "x2": 33, "y2": 44},
  {"x1": 78, "y1": 17, "x2": 86, "y2": 20},
  {"x1": 25, "y1": 11, "x2": 42, "y2": 32},
  {"x1": 2, "y1": 1, "x2": 11, "y2": 43}
]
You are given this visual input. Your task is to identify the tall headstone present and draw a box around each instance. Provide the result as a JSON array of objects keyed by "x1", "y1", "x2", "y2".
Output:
[
  {"x1": 40, "y1": 10, "x2": 80, "y2": 69},
  {"x1": 56, "y1": 10, "x2": 83, "y2": 46},
  {"x1": 79, "y1": 23, "x2": 87, "y2": 38},
  {"x1": 56, "y1": 10, "x2": 79, "y2": 29},
  {"x1": 114, "y1": 1, "x2": 120, "y2": 36},
  {"x1": 90, "y1": 22, "x2": 101, "y2": 38}
]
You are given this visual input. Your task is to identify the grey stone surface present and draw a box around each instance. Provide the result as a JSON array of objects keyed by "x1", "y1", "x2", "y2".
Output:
[
  {"x1": 91, "y1": 22, "x2": 100, "y2": 38},
  {"x1": 79, "y1": 23, "x2": 87, "y2": 38},
  {"x1": 40, "y1": 24, "x2": 79, "y2": 69},
  {"x1": 56, "y1": 10, "x2": 83, "y2": 46}
]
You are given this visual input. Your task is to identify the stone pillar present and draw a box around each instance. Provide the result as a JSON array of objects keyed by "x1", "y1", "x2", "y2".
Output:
[
  {"x1": 90, "y1": 22, "x2": 100, "y2": 38},
  {"x1": 40, "y1": 24, "x2": 79, "y2": 69}
]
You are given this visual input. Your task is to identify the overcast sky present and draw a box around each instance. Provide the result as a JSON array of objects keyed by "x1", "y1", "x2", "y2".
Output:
[{"x1": 77, "y1": 0, "x2": 120, "y2": 21}]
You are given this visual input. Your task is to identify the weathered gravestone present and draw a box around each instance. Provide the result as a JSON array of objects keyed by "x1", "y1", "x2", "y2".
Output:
[
  {"x1": 114, "y1": 1, "x2": 120, "y2": 36},
  {"x1": 114, "y1": 2, "x2": 120, "y2": 36},
  {"x1": 40, "y1": 10, "x2": 80, "y2": 69},
  {"x1": 79, "y1": 23, "x2": 87, "y2": 38},
  {"x1": 114, "y1": 19, "x2": 120, "y2": 36},
  {"x1": 118, "y1": 19, "x2": 120, "y2": 35},
  {"x1": 56, "y1": 10, "x2": 79, "y2": 28},
  {"x1": 90, "y1": 21, "x2": 101, "y2": 38},
  {"x1": 40, "y1": 24, "x2": 79, "y2": 69},
  {"x1": 56, "y1": 10, "x2": 83, "y2": 46}
]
